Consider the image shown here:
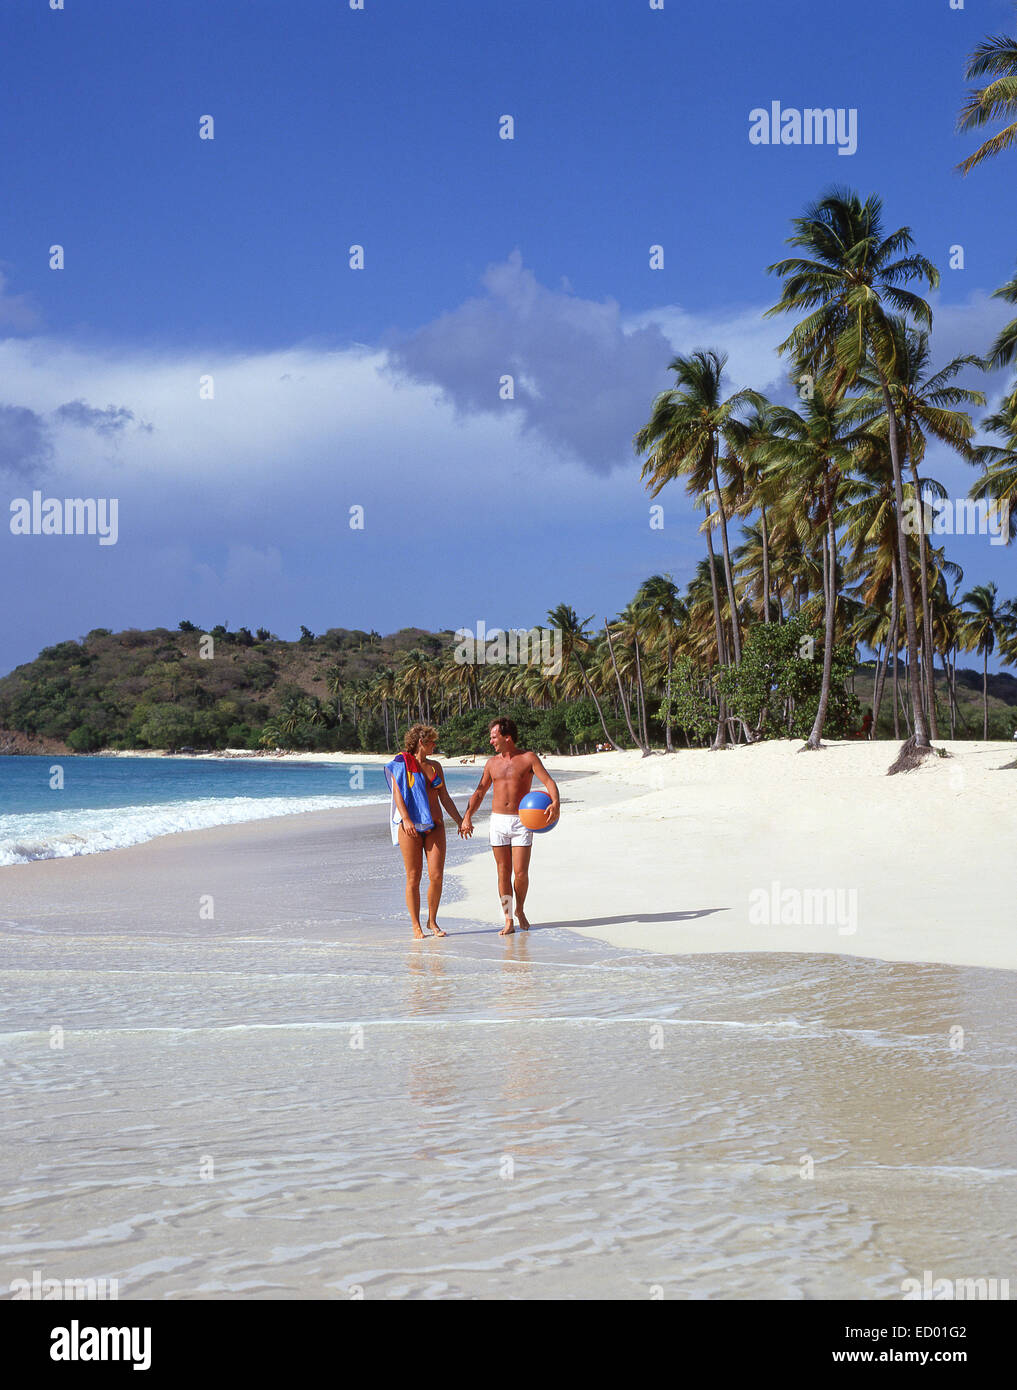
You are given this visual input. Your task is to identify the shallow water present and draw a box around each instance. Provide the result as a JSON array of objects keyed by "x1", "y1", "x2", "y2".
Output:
[
  {"x1": 1, "y1": 813, "x2": 1015, "y2": 1300},
  {"x1": 0, "y1": 755, "x2": 477, "y2": 864}
]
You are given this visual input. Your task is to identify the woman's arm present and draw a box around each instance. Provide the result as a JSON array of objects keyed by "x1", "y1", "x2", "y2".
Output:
[
  {"x1": 434, "y1": 765, "x2": 463, "y2": 827},
  {"x1": 390, "y1": 776, "x2": 420, "y2": 840}
]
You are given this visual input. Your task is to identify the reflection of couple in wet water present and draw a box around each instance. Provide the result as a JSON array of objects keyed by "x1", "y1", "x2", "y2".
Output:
[{"x1": 386, "y1": 716, "x2": 560, "y2": 939}]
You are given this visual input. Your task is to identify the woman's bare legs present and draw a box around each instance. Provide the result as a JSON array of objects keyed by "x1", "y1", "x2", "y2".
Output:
[
  {"x1": 424, "y1": 827, "x2": 447, "y2": 936},
  {"x1": 398, "y1": 827, "x2": 426, "y2": 937}
]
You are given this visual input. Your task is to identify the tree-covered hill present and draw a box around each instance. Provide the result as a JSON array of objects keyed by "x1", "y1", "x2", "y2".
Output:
[
  {"x1": 0, "y1": 623, "x2": 451, "y2": 754},
  {"x1": 3, "y1": 599, "x2": 1017, "y2": 757}
]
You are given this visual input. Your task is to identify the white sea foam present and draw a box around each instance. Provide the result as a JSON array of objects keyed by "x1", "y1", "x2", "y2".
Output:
[{"x1": 0, "y1": 794, "x2": 389, "y2": 865}]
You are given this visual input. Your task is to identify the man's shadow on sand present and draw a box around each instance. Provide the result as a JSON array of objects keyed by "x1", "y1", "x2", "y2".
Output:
[
  {"x1": 451, "y1": 909, "x2": 723, "y2": 936},
  {"x1": 545, "y1": 908, "x2": 724, "y2": 930}
]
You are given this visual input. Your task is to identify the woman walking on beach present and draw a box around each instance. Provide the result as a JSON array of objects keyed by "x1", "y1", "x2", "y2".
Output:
[{"x1": 385, "y1": 724, "x2": 470, "y2": 938}]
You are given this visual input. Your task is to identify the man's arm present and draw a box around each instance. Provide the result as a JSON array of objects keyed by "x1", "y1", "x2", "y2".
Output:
[
  {"x1": 528, "y1": 752, "x2": 560, "y2": 824},
  {"x1": 460, "y1": 762, "x2": 494, "y2": 834}
]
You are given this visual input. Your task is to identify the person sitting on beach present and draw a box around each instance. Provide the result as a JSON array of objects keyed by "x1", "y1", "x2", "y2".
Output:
[
  {"x1": 459, "y1": 717, "x2": 559, "y2": 935},
  {"x1": 387, "y1": 724, "x2": 470, "y2": 940}
]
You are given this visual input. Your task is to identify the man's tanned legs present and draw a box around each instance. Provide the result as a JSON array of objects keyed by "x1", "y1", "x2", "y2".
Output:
[{"x1": 493, "y1": 844, "x2": 531, "y2": 934}]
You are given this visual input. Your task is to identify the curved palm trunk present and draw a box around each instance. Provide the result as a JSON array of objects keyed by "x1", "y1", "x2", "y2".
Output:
[
  {"x1": 941, "y1": 649, "x2": 956, "y2": 740},
  {"x1": 664, "y1": 639, "x2": 674, "y2": 752},
  {"x1": 634, "y1": 635, "x2": 651, "y2": 749},
  {"x1": 760, "y1": 505, "x2": 772, "y2": 624},
  {"x1": 705, "y1": 522, "x2": 728, "y2": 749},
  {"x1": 806, "y1": 493, "x2": 838, "y2": 749},
  {"x1": 876, "y1": 560, "x2": 899, "y2": 734},
  {"x1": 575, "y1": 652, "x2": 618, "y2": 751},
  {"x1": 982, "y1": 649, "x2": 989, "y2": 740},
  {"x1": 872, "y1": 642, "x2": 887, "y2": 733},
  {"x1": 892, "y1": 640, "x2": 901, "y2": 740},
  {"x1": 711, "y1": 453, "x2": 742, "y2": 663},
  {"x1": 906, "y1": 454, "x2": 939, "y2": 737},
  {"x1": 879, "y1": 379, "x2": 930, "y2": 747},
  {"x1": 604, "y1": 623, "x2": 647, "y2": 753}
]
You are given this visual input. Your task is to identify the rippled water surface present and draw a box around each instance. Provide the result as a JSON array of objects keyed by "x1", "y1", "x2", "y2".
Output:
[{"x1": 2, "y1": 814, "x2": 1015, "y2": 1300}]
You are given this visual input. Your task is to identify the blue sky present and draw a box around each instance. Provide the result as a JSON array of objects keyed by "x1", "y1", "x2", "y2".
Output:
[{"x1": 1, "y1": 0, "x2": 1015, "y2": 676}]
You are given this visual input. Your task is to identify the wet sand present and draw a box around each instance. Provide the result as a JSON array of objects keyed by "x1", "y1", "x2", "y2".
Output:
[{"x1": 2, "y1": 801, "x2": 1016, "y2": 1299}]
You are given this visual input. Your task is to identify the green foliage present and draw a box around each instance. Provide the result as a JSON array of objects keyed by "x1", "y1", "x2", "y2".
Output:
[
  {"x1": 563, "y1": 697, "x2": 606, "y2": 749},
  {"x1": 67, "y1": 725, "x2": 103, "y2": 753},
  {"x1": 435, "y1": 704, "x2": 541, "y2": 757},
  {"x1": 530, "y1": 706, "x2": 570, "y2": 754},
  {"x1": 136, "y1": 703, "x2": 200, "y2": 751},
  {"x1": 660, "y1": 655, "x2": 716, "y2": 743},
  {"x1": 2, "y1": 612, "x2": 1011, "y2": 756},
  {"x1": 716, "y1": 616, "x2": 861, "y2": 738}
]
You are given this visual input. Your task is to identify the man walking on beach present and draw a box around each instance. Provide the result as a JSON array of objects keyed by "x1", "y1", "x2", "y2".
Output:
[{"x1": 460, "y1": 717, "x2": 560, "y2": 934}]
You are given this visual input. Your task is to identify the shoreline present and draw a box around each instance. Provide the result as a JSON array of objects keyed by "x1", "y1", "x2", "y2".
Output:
[
  {"x1": 438, "y1": 739, "x2": 1017, "y2": 973},
  {"x1": 3, "y1": 737, "x2": 1014, "y2": 971},
  {"x1": 4, "y1": 741, "x2": 1015, "y2": 1299}
]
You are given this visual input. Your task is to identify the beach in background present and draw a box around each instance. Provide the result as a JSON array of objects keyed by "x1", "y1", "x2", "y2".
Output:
[
  {"x1": 2, "y1": 743, "x2": 1016, "y2": 1299},
  {"x1": 445, "y1": 740, "x2": 1017, "y2": 971}
]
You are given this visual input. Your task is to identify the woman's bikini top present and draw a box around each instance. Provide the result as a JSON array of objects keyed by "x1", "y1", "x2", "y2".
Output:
[{"x1": 425, "y1": 764, "x2": 443, "y2": 790}]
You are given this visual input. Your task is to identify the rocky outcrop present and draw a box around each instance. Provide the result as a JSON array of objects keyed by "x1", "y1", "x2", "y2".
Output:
[{"x1": 0, "y1": 728, "x2": 70, "y2": 756}]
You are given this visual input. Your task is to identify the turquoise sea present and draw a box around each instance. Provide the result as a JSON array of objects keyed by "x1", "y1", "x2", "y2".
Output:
[{"x1": 0, "y1": 756, "x2": 479, "y2": 866}]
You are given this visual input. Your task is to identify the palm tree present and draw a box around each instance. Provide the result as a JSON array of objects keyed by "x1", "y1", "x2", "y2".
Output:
[
  {"x1": 956, "y1": 31, "x2": 1017, "y2": 174},
  {"x1": 634, "y1": 349, "x2": 763, "y2": 667},
  {"x1": 373, "y1": 666, "x2": 396, "y2": 749},
  {"x1": 852, "y1": 320, "x2": 984, "y2": 733},
  {"x1": 760, "y1": 376, "x2": 869, "y2": 747},
  {"x1": 546, "y1": 604, "x2": 618, "y2": 749},
  {"x1": 969, "y1": 388, "x2": 1017, "y2": 542},
  {"x1": 985, "y1": 266, "x2": 1017, "y2": 371},
  {"x1": 766, "y1": 189, "x2": 939, "y2": 749},
  {"x1": 324, "y1": 662, "x2": 344, "y2": 722},
  {"x1": 1000, "y1": 600, "x2": 1017, "y2": 670},
  {"x1": 727, "y1": 402, "x2": 778, "y2": 623},
  {"x1": 959, "y1": 582, "x2": 1006, "y2": 737},
  {"x1": 635, "y1": 574, "x2": 687, "y2": 751},
  {"x1": 603, "y1": 617, "x2": 648, "y2": 754},
  {"x1": 698, "y1": 496, "x2": 734, "y2": 747}
]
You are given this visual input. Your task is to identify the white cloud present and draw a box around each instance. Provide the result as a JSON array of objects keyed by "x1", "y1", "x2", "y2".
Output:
[{"x1": 0, "y1": 269, "x2": 41, "y2": 332}]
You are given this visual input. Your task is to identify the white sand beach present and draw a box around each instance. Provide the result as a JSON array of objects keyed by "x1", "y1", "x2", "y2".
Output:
[
  {"x1": 3, "y1": 742, "x2": 1016, "y2": 1298},
  {"x1": 443, "y1": 740, "x2": 1017, "y2": 972}
]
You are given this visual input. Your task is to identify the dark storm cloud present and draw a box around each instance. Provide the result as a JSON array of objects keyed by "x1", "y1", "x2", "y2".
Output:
[
  {"x1": 385, "y1": 251, "x2": 676, "y2": 475},
  {"x1": 0, "y1": 403, "x2": 52, "y2": 479},
  {"x1": 54, "y1": 399, "x2": 151, "y2": 436}
]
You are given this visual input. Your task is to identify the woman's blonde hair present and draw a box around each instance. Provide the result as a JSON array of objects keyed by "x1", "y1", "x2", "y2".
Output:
[{"x1": 403, "y1": 723, "x2": 439, "y2": 755}]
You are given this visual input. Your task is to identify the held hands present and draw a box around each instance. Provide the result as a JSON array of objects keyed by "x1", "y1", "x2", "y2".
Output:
[{"x1": 459, "y1": 815, "x2": 474, "y2": 839}]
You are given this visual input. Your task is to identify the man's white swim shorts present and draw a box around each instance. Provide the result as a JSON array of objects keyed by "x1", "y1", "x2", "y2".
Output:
[{"x1": 488, "y1": 812, "x2": 533, "y2": 847}]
